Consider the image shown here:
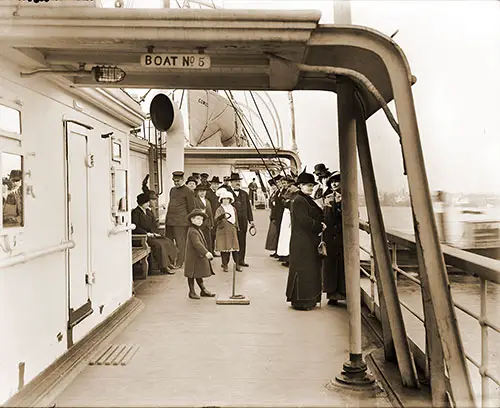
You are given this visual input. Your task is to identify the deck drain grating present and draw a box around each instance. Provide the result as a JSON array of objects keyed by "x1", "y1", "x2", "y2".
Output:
[{"x1": 89, "y1": 344, "x2": 139, "y2": 366}]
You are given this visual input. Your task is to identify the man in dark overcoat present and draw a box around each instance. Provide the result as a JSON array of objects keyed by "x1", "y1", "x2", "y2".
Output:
[
  {"x1": 206, "y1": 176, "x2": 221, "y2": 253},
  {"x1": 322, "y1": 172, "x2": 346, "y2": 304},
  {"x1": 265, "y1": 178, "x2": 279, "y2": 256},
  {"x1": 227, "y1": 172, "x2": 254, "y2": 267},
  {"x1": 165, "y1": 171, "x2": 195, "y2": 268},
  {"x1": 132, "y1": 193, "x2": 177, "y2": 274},
  {"x1": 193, "y1": 183, "x2": 214, "y2": 252}
]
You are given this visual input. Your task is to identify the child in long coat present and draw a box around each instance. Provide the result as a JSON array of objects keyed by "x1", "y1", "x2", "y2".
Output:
[
  {"x1": 184, "y1": 209, "x2": 216, "y2": 300},
  {"x1": 214, "y1": 189, "x2": 242, "y2": 272}
]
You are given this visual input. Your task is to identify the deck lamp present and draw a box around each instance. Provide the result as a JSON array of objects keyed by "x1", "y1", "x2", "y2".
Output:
[{"x1": 92, "y1": 66, "x2": 126, "y2": 84}]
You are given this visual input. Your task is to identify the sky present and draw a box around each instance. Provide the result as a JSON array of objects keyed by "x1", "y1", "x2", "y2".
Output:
[{"x1": 114, "y1": 0, "x2": 500, "y2": 195}]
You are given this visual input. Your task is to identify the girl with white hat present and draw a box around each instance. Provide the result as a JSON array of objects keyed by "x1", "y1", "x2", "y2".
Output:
[{"x1": 214, "y1": 190, "x2": 242, "y2": 272}]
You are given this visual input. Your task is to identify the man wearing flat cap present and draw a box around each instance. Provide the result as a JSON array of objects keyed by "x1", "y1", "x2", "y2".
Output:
[
  {"x1": 165, "y1": 171, "x2": 195, "y2": 268},
  {"x1": 132, "y1": 193, "x2": 177, "y2": 275},
  {"x1": 227, "y1": 172, "x2": 254, "y2": 267}
]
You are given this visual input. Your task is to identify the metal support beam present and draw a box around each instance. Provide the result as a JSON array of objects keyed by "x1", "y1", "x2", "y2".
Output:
[
  {"x1": 412, "y1": 209, "x2": 450, "y2": 407},
  {"x1": 393, "y1": 70, "x2": 475, "y2": 406},
  {"x1": 335, "y1": 79, "x2": 373, "y2": 386},
  {"x1": 356, "y1": 102, "x2": 419, "y2": 388}
]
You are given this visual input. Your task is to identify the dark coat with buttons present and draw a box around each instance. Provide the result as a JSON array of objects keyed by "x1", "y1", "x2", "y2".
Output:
[
  {"x1": 286, "y1": 191, "x2": 324, "y2": 303},
  {"x1": 184, "y1": 226, "x2": 214, "y2": 279}
]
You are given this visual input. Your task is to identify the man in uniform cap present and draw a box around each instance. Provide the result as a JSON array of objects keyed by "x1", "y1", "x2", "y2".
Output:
[
  {"x1": 200, "y1": 173, "x2": 209, "y2": 184},
  {"x1": 165, "y1": 171, "x2": 195, "y2": 268},
  {"x1": 227, "y1": 172, "x2": 254, "y2": 267},
  {"x1": 191, "y1": 172, "x2": 201, "y2": 184}
]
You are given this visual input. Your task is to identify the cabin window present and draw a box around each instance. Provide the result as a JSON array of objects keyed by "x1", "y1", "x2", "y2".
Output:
[
  {"x1": 1, "y1": 152, "x2": 24, "y2": 229},
  {"x1": 112, "y1": 140, "x2": 122, "y2": 163},
  {"x1": 0, "y1": 103, "x2": 22, "y2": 139},
  {"x1": 111, "y1": 168, "x2": 128, "y2": 224}
]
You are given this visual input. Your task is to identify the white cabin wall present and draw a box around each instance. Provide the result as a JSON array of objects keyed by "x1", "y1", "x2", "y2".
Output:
[{"x1": 0, "y1": 59, "x2": 135, "y2": 403}]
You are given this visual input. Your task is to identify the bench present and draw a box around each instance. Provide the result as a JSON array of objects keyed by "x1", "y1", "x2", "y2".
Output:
[{"x1": 132, "y1": 234, "x2": 151, "y2": 280}]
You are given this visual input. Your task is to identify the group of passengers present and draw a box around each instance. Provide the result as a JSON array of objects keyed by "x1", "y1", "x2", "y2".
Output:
[
  {"x1": 132, "y1": 171, "x2": 255, "y2": 300},
  {"x1": 266, "y1": 163, "x2": 346, "y2": 311}
]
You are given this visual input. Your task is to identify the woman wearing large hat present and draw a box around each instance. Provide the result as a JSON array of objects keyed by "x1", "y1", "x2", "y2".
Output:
[{"x1": 286, "y1": 168, "x2": 325, "y2": 311}]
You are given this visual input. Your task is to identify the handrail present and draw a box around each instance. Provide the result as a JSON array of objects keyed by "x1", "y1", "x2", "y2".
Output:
[
  {"x1": 108, "y1": 224, "x2": 136, "y2": 236},
  {"x1": 359, "y1": 218, "x2": 500, "y2": 406},
  {"x1": 359, "y1": 220, "x2": 500, "y2": 284},
  {"x1": 0, "y1": 241, "x2": 75, "y2": 269}
]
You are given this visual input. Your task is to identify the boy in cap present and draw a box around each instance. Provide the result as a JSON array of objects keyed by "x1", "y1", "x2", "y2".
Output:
[
  {"x1": 165, "y1": 171, "x2": 195, "y2": 268},
  {"x1": 184, "y1": 208, "x2": 216, "y2": 299}
]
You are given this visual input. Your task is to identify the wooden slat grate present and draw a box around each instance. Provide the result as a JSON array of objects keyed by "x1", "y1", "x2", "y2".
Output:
[{"x1": 88, "y1": 344, "x2": 139, "y2": 366}]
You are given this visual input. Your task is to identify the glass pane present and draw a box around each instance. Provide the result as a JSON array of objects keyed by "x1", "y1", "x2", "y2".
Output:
[
  {"x1": 112, "y1": 141, "x2": 122, "y2": 162},
  {"x1": 2, "y1": 153, "x2": 24, "y2": 228},
  {"x1": 114, "y1": 169, "x2": 128, "y2": 213},
  {"x1": 0, "y1": 104, "x2": 21, "y2": 135}
]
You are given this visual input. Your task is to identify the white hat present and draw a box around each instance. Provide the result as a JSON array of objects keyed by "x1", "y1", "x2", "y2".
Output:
[{"x1": 218, "y1": 189, "x2": 234, "y2": 203}]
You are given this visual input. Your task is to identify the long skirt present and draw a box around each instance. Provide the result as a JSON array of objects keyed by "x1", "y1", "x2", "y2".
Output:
[
  {"x1": 265, "y1": 219, "x2": 279, "y2": 251},
  {"x1": 148, "y1": 236, "x2": 178, "y2": 270},
  {"x1": 276, "y1": 209, "x2": 291, "y2": 257}
]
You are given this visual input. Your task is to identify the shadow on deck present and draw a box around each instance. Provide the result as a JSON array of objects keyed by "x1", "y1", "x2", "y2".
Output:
[{"x1": 52, "y1": 210, "x2": 393, "y2": 407}]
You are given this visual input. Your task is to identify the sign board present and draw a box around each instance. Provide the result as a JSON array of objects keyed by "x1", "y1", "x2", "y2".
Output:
[{"x1": 140, "y1": 54, "x2": 211, "y2": 69}]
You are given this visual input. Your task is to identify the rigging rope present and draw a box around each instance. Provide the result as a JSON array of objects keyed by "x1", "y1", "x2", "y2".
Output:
[
  {"x1": 223, "y1": 90, "x2": 275, "y2": 180},
  {"x1": 249, "y1": 91, "x2": 288, "y2": 177}
]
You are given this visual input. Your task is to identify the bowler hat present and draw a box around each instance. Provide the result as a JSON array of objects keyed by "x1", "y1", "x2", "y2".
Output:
[
  {"x1": 313, "y1": 163, "x2": 329, "y2": 175},
  {"x1": 209, "y1": 176, "x2": 221, "y2": 184},
  {"x1": 229, "y1": 172, "x2": 242, "y2": 181},
  {"x1": 186, "y1": 208, "x2": 208, "y2": 222},
  {"x1": 186, "y1": 176, "x2": 197, "y2": 184}
]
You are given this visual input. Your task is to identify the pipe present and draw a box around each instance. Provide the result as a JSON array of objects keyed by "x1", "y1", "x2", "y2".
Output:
[
  {"x1": 264, "y1": 52, "x2": 401, "y2": 136},
  {"x1": 20, "y1": 69, "x2": 92, "y2": 78},
  {"x1": 0, "y1": 241, "x2": 75, "y2": 269}
]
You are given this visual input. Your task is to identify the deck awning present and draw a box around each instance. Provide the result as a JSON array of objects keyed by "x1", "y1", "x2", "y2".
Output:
[{"x1": 0, "y1": 6, "x2": 415, "y2": 119}]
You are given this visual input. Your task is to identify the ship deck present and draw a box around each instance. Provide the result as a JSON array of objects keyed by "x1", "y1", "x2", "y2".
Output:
[{"x1": 52, "y1": 209, "x2": 392, "y2": 407}]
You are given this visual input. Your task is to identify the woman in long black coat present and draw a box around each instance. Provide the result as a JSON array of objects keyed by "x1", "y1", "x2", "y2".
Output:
[
  {"x1": 286, "y1": 170, "x2": 325, "y2": 311},
  {"x1": 322, "y1": 173, "x2": 346, "y2": 304}
]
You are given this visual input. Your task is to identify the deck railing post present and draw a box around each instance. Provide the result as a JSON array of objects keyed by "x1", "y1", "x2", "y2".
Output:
[
  {"x1": 356, "y1": 105, "x2": 419, "y2": 387},
  {"x1": 391, "y1": 242, "x2": 398, "y2": 284},
  {"x1": 334, "y1": 78, "x2": 374, "y2": 387},
  {"x1": 393, "y1": 77, "x2": 475, "y2": 406},
  {"x1": 372, "y1": 239, "x2": 397, "y2": 362},
  {"x1": 480, "y1": 278, "x2": 488, "y2": 408}
]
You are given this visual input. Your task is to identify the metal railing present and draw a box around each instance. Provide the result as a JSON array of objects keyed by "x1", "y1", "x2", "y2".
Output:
[{"x1": 359, "y1": 219, "x2": 500, "y2": 407}]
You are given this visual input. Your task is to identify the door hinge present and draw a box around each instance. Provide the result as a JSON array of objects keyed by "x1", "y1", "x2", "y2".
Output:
[
  {"x1": 70, "y1": 224, "x2": 74, "y2": 234},
  {"x1": 68, "y1": 193, "x2": 71, "y2": 202}
]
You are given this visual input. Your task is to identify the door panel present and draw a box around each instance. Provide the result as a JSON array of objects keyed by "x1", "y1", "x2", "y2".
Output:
[{"x1": 66, "y1": 129, "x2": 90, "y2": 312}]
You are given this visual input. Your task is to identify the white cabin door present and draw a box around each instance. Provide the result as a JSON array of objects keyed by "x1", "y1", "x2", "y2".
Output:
[{"x1": 65, "y1": 123, "x2": 93, "y2": 345}]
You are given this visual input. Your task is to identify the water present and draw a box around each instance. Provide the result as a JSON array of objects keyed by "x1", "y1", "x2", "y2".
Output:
[{"x1": 358, "y1": 206, "x2": 500, "y2": 406}]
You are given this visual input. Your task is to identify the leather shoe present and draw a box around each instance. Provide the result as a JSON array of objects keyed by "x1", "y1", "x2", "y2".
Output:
[
  {"x1": 235, "y1": 265, "x2": 243, "y2": 272},
  {"x1": 200, "y1": 289, "x2": 215, "y2": 297},
  {"x1": 240, "y1": 263, "x2": 249, "y2": 267},
  {"x1": 162, "y1": 268, "x2": 175, "y2": 275}
]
